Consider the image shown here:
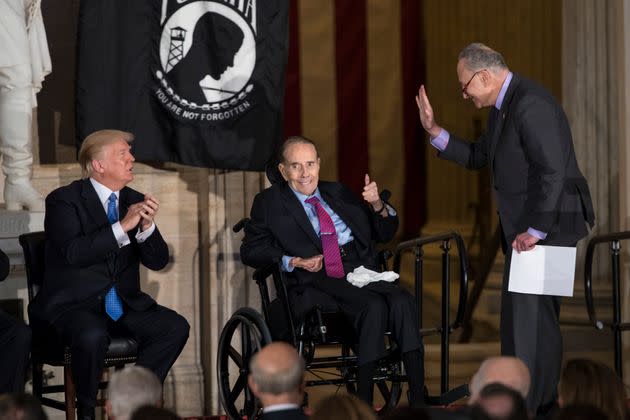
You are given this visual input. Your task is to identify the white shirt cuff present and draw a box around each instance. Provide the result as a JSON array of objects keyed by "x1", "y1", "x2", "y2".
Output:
[
  {"x1": 135, "y1": 223, "x2": 156, "y2": 243},
  {"x1": 111, "y1": 222, "x2": 130, "y2": 248}
]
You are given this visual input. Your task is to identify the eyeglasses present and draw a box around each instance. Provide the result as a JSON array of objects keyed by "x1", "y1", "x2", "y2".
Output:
[{"x1": 461, "y1": 70, "x2": 482, "y2": 96}]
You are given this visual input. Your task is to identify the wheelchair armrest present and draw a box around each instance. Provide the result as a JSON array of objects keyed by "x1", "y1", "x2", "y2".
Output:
[{"x1": 233, "y1": 218, "x2": 250, "y2": 233}]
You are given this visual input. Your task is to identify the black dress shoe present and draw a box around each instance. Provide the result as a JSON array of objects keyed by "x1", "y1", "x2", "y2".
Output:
[{"x1": 77, "y1": 405, "x2": 95, "y2": 420}]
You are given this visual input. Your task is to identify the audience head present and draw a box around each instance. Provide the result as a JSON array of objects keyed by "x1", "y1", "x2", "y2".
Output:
[
  {"x1": 248, "y1": 342, "x2": 305, "y2": 407},
  {"x1": 78, "y1": 129, "x2": 135, "y2": 186},
  {"x1": 472, "y1": 383, "x2": 529, "y2": 420},
  {"x1": 558, "y1": 358, "x2": 628, "y2": 420},
  {"x1": 310, "y1": 393, "x2": 377, "y2": 420},
  {"x1": 277, "y1": 136, "x2": 320, "y2": 196},
  {"x1": 553, "y1": 404, "x2": 608, "y2": 420},
  {"x1": 469, "y1": 357, "x2": 530, "y2": 404},
  {"x1": 106, "y1": 366, "x2": 163, "y2": 420},
  {"x1": 129, "y1": 405, "x2": 179, "y2": 420},
  {"x1": 0, "y1": 393, "x2": 47, "y2": 420}
]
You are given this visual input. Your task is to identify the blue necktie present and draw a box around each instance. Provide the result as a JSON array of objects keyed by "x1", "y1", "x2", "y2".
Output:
[{"x1": 105, "y1": 193, "x2": 123, "y2": 321}]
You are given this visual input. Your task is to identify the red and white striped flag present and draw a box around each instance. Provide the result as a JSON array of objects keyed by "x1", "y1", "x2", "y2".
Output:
[{"x1": 283, "y1": 0, "x2": 426, "y2": 238}]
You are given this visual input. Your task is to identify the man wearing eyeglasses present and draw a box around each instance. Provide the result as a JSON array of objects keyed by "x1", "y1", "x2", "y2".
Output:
[{"x1": 415, "y1": 43, "x2": 595, "y2": 418}]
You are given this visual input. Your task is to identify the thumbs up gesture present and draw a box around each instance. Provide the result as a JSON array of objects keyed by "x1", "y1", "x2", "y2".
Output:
[{"x1": 362, "y1": 174, "x2": 383, "y2": 211}]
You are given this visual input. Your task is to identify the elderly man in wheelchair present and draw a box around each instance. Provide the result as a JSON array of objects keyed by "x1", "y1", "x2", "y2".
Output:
[{"x1": 239, "y1": 136, "x2": 425, "y2": 409}]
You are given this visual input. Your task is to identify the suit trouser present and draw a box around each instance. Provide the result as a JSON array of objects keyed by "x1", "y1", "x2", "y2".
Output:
[
  {"x1": 311, "y1": 276, "x2": 423, "y2": 365},
  {"x1": 51, "y1": 303, "x2": 189, "y2": 408},
  {"x1": 0, "y1": 310, "x2": 31, "y2": 393},
  {"x1": 501, "y1": 250, "x2": 562, "y2": 414}
]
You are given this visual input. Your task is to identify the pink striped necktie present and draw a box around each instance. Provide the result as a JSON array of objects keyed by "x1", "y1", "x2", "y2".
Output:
[{"x1": 305, "y1": 196, "x2": 345, "y2": 278}]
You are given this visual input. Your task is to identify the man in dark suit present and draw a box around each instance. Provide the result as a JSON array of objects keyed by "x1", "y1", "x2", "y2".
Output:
[
  {"x1": 0, "y1": 248, "x2": 31, "y2": 393},
  {"x1": 248, "y1": 342, "x2": 307, "y2": 420},
  {"x1": 415, "y1": 43, "x2": 595, "y2": 416},
  {"x1": 28, "y1": 129, "x2": 189, "y2": 420},
  {"x1": 241, "y1": 136, "x2": 425, "y2": 407}
]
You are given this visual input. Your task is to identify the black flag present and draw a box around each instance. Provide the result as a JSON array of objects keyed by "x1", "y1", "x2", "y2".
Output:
[{"x1": 76, "y1": 0, "x2": 288, "y2": 171}]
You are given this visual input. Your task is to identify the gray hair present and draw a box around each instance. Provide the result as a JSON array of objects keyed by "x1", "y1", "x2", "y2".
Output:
[
  {"x1": 458, "y1": 43, "x2": 507, "y2": 73},
  {"x1": 107, "y1": 366, "x2": 162, "y2": 420},
  {"x1": 279, "y1": 136, "x2": 319, "y2": 163},
  {"x1": 249, "y1": 351, "x2": 305, "y2": 395}
]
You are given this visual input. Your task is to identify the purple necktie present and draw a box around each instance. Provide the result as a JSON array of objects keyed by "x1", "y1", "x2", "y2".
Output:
[{"x1": 305, "y1": 196, "x2": 345, "y2": 278}]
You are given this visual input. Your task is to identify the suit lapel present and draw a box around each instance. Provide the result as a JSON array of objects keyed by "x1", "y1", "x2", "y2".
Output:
[
  {"x1": 279, "y1": 183, "x2": 322, "y2": 250},
  {"x1": 81, "y1": 179, "x2": 117, "y2": 274},
  {"x1": 488, "y1": 73, "x2": 519, "y2": 173},
  {"x1": 81, "y1": 179, "x2": 110, "y2": 227}
]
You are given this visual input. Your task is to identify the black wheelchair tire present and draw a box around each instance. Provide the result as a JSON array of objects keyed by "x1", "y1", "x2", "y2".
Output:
[{"x1": 217, "y1": 307, "x2": 272, "y2": 420}]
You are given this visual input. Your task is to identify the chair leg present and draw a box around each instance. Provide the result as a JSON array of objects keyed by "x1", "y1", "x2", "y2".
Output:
[
  {"x1": 64, "y1": 365, "x2": 76, "y2": 420},
  {"x1": 32, "y1": 362, "x2": 44, "y2": 399}
]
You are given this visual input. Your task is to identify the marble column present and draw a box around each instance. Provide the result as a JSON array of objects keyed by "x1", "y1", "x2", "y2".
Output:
[
  {"x1": 563, "y1": 0, "x2": 630, "y2": 379},
  {"x1": 203, "y1": 170, "x2": 266, "y2": 414},
  {"x1": 610, "y1": 0, "x2": 630, "y2": 383}
]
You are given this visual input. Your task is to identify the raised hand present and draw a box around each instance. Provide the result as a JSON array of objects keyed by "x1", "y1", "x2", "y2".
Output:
[
  {"x1": 362, "y1": 174, "x2": 383, "y2": 212},
  {"x1": 138, "y1": 194, "x2": 159, "y2": 231},
  {"x1": 415, "y1": 85, "x2": 442, "y2": 138}
]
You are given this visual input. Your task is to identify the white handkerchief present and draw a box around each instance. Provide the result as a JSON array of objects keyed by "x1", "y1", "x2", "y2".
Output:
[
  {"x1": 508, "y1": 245, "x2": 576, "y2": 296},
  {"x1": 346, "y1": 265, "x2": 399, "y2": 288}
]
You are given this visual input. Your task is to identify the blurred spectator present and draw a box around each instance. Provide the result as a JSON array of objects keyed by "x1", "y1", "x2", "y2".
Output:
[
  {"x1": 472, "y1": 383, "x2": 529, "y2": 420},
  {"x1": 248, "y1": 342, "x2": 307, "y2": 420},
  {"x1": 105, "y1": 366, "x2": 162, "y2": 420},
  {"x1": 130, "y1": 405, "x2": 179, "y2": 420},
  {"x1": 557, "y1": 359, "x2": 628, "y2": 420},
  {"x1": 310, "y1": 394, "x2": 377, "y2": 420},
  {"x1": 0, "y1": 393, "x2": 47, "y2": 420},
  {"x1": 469, "y1": 357, "x2": 530, "y2": 404},
  {"x1": 554, "y1": 404, "x2": 608, "y2": 420},
  {"x1": 0, "y1": 248, "x2": 31, "y2": 394}
]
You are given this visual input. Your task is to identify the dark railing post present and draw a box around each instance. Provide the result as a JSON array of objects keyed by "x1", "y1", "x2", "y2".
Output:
[
  {"x1": 440, "y1": 239, "x2": 451, "y2": 394},
  {"x1": 394, "y1": 231, "x2": 469, "y2": 404},
  {"x1": 611, "y1": 240, "x2": 622, "y2": 375},
  {"x1": 416, "y1": 246, "x2": 424, "y2": 328},
  {"x1": 583, "y1": 230, "x2": 630, "y2": 381}
]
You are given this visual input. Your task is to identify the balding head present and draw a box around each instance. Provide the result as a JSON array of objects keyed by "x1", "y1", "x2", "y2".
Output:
[
  {"x1": 469, "y1": 357, "x2": 531, "y2": 403},
  {"x1": 248, "y1": 342, "x2": 305, "y2": 407}
]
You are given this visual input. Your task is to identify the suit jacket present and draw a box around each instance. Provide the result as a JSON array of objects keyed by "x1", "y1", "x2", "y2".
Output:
[
  {"x1": 29, "y1": 179, "x2": 169, "y2": 324},
  {"x1": 440, "y1": 73, "x2": 595, "y2": 246},
  {"x1": 240, "y1": 181, "x2": 398, "y2": 288},
  {"x1": 259, "y1": 407, "x2": 308, "y2": 420}
]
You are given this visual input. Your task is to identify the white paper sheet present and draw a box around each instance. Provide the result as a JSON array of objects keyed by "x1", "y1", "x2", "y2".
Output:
[{"x1": 508, "y1": 245, "x2": 576, "y2": 296}]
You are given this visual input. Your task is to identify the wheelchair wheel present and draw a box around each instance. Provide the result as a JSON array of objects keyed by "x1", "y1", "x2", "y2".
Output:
[
  {"x1": 341, "y1": 345, "x2": 403, "y2": 413},
  {"x1": 217, "y1": 307, "x2": 272, "y2": 420}
]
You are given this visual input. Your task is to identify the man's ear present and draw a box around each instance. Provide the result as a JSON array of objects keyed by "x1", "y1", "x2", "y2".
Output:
[
  {"x1": 248, "y1": 375, "x2": 259, "y2": 397},
  {"x1": 278, "y1": 163, "x2": 288, "y2": 181},
  {"x1": 91, "y1": 159, "x2": 104, "y2": 174}
]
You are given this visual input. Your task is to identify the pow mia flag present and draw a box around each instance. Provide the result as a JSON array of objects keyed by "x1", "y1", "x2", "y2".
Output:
[{"x1": 76, "y1": 0, "x2": 288, "y2": 170}]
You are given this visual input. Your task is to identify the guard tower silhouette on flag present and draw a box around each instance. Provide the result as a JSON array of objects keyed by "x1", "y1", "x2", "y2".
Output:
[{"x1": 166, "y1": 27, "x2": 186, "y2": 72}]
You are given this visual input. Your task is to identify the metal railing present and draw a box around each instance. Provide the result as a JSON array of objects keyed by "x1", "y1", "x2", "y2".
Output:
[
  {"x1": 584, "y1": 230, "x2": 630, "y2": 378},
  {"x1": 393, "y1": 231, "x2": 469, "y2": 404}
]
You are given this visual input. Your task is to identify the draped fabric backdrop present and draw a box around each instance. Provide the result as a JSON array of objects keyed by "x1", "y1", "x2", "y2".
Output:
[{"x1": 283, "y1": 0, "x2": 426, "y2": 239}]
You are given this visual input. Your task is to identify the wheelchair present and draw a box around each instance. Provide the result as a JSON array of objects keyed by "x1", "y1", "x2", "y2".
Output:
[{"x1": 217, "y1": 217, "x2": 471, "y2": 419}]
